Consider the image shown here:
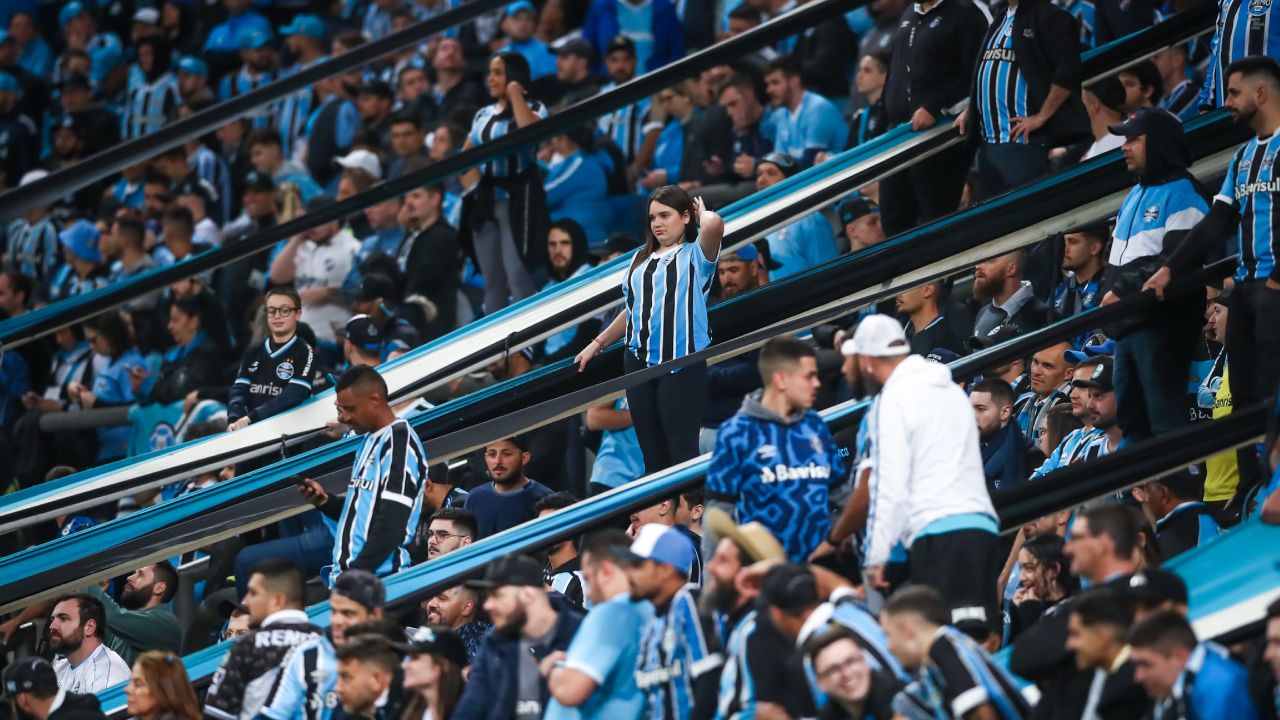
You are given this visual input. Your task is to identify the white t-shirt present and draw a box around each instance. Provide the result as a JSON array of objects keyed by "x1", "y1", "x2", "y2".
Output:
[
  {"x1": 294, "y1": 229, "x2": 360, "y2": 343},
  {"x1": 53, "y1": 643, "x2": 131, "y2": 694},
  {"x1": 1082, "y1": 133, "x2": 1124, "y2": 161}
]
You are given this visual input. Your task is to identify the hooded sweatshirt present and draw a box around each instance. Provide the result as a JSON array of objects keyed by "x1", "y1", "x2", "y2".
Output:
[
  {"x1": 706, "y1": 390, "x2": 845, "y2": 562},
  {"x1": 864, "y1": 355, "x2": 997, "y2": 567}
]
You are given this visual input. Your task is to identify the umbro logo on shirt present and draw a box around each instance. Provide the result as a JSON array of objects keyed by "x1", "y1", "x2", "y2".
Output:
[{"x1": 757, "y1": 444, "x2": 778, "y2": 460}]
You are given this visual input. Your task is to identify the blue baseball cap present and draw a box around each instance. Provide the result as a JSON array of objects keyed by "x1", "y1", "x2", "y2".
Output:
[
  {"x1": 237, "y1": 26, "x2": 273, "y2": 50},
  {"x1": 177, "y1": 55, "x2": 208, "y2": 77},
  {"x1": 622, "y1": 524, "x2": 696, "y2": 576},
  {"x1": 721, "y1": 241, "x2": 781, "y2": 270},
  {"x1": 1064, "y1": 337, "x2": 1115, "y2": 365},
  {"x1": 505, "y1": 0, "x2": 536, "y2": 16},
  {"x1": 280, "y1": 13, "x2": 326, "y2": 39},
  {"x1": 926, "y1": 348, "x2": 961, "y2": 365},
  {"x1": 0, "y1": 72, "x2": 19, "y2": 97},
  {"x1": 59, "y1": 514, "x2": 97, "y2": 537},
  {"x1": 59, "y1": 220, "x2": 102, "y2": 264},
  {"x1": 59, "y1": 1, "x2": 88, "y2": 28}
]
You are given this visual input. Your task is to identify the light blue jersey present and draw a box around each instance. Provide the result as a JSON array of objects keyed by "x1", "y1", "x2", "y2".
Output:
[
  {"x1": 1200, "y1": 0, "x2": 1280, "y2": 109},
  {"x1": 259, "y1": 635, "x2": 339, "y2": 720},
  {"x1": 1217, "y1": 134, "x2": 1280, "y2": 281},
  {"x1": 765, "y1": 91, "x2": 848, "y2": 166},
  {"x1": 1110, "y1": 177, "x2": 1208, "y2": 268},
  {"x1": 545, "y1": 593, "x2": 653, "y2": 720},
  {"x1": 975, "y1": 10, "x2": 1030, "y2": 145},
  {"x1": 763, "y1": 212, "x2": 837, "y2": 280},
  {"x1": 589, "y1": 396, "x2": 645, "y2": 489}
]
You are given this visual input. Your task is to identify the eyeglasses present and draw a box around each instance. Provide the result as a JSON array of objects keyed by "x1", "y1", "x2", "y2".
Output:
[
  {"x1": 426, "y1": 530, "x2": 467, "y2": 542},
  {"x1": 264, "y1": 306, "x2": 299, "y2": 317},
  {"x1": 816, "y1": 655, "x2": 866, "y2": 681}
]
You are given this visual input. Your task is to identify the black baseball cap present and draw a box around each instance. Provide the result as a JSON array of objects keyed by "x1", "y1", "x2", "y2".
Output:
[
  {"x1": 1125, "y1": 568, "x2": 1188, "y2": 606},
  {"x1": 838, "y1": 195, "x2": 879, "y2": 226},
  {"x1": 333, "y1": 569, "x2": 387, "y2": 610},
  {"x1": 1108, "y1": 107, "x2": 1182, "y2": 139},
  {"x1": 304, "y1": 193, "x2": 337, "y2": 214},
  {"x1": 176, "y1": 177, "x2": 216, "y2": 207},
  {"x1": 2, "y1": 657, "x2": 59, "y2": 698},
  {"x1": 759, "y1": 152, "x2": 799, "y2": 177},
  {"x1": 966, "y1": 322, "x2": 1025, "y2": 353},
  {"x1": 464, "y1": 554, "x2": 545, "y2": 589},
  {"x1": 758, "y1": 563, "x2": 819, "y2": 614},
  {"x1": 339, "y1": 314, "x2": 385, "y2": 351},
  {"x1": 1072, "y1": 355, "x2": 1114, "y2": 391},
  {"x1": 354, "y1": 272, "x2": 399, "y2": 303},
  {"x1": 605, "y1": 35, "x2": 635, "y2": 56},
  {"x1": 554, "y1": 37, "x2": 594, "y2": 61},
  {"x1": 358, "y1": 79, "x2": 395, "y2": 100},
  {"x1": 244, "y1": 170, "x2": 275, "y2": 193},
  {"x1": 396, "y1": 626, "x2": 470, "y2": 667}
]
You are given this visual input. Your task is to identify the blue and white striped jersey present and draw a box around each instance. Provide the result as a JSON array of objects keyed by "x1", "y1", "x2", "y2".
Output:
[
  {"x1": 5, "y1": 216, "x2": 58, "y2": 281},
  {"x1": 1217, "y1": 134, "x2": 1280, "y2": 281},
  {"x1": 332, "y1": 418, "x2": 427, "y2": 578},
  {"x1": 1031, "y1": 426, "x2": 1104, "y2": 479},
  {"x1": 1059, "y1": 0, "x2": 1096, "y2": 48},
  {"x1": 190, "y1": 146, "x2": 233, "y2": 225},
  {"x1": 218, "y1": 68, "x2": 279, "y2": 128},
  {"x1": 918, "y1": 626, "x2": 1031, "y2": 719},
  {"x1": 598, "y1": 91, "x2": 651, "y2": 164},
  {"x1": 975, "y1": 10, "x2": 1030, "y2": 145},
  {"x1": 1110, "y1": 177, "x2": 1208, "y2": 267},
  {"x1": 1161, "y1": 78, "x2": 1200, "y2": 122},
  {"x1": 714, "y1": 609, "x2": 813, "y2": 720},
  {"x1": 278, "y1": 59, "x2": 327, "y2": 159},
  {"x1": 259, "y1": 634, "x2": 338, "y2": 720},
  {"x1": 123, "y1": 70, "x2": 180, "y2": 139},
  {"x1": 1199, "y1": 0, "x2": 1280, "y2": 109},
  {"x1": 623, "y1": 241, "x2": 718, "y2": 367},
  {"x1": 468, "y1": 99, "x2": 551, "y2": 180},
  {"x1": 636, "y1": 587, "x2": 723, "y2": 720}
]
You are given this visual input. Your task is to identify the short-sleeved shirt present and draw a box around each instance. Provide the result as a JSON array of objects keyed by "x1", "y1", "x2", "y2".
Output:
[
  {"x1": 764, "y1": 91, "x2": 848, "y2": 163},
  {"x1": 635, "y1": 587, "x2": 723, "y2": 720},
  {"x1": 53, "y1": 644, "x2": 130, "y2": 695},
  {"x1": 623, "y1": 241, "x2": 718, "y2": 367},
  {"x1": 920, "y1": 626, "x2": 1031, "y2": 719},
  {"x1": 715, "y1": 609, "x2": 815, "y2": 720},
  {"x1": 763, "y1": 211, "x2": 838, "y2": 280},
  {"x1": 259, "y1": 635, "x2": 338, "y2": 720},
  {"x1": 1216, "y1": 134, "x2": 1280, "y2": 282},
  {"x1": 545, "y1": 593, "x2": 654, "y2": 720},
  {"x1": 975, "y1": 9, "x2": 1029, "y2": 145},
  {"x1": 464, "y1": 479, "x2": 556, "y2": 538},
  {"x1": 294, "y1": 230, "x2": 360, "y2": 343}
]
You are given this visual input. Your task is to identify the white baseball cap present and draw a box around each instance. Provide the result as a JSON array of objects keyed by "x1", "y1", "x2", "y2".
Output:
[
  {"x1": 19, "y1": 169, "x2": 49, "y2": 186},
  {"x1": 133, "y1": 7, "x2": 160, "y2": 24},
  {"x1": 841, "y1": 314, "x2": 910, "y2": 357},
  {"x1": 335, "y1": 149, "x2": 382, "y2": 179}
]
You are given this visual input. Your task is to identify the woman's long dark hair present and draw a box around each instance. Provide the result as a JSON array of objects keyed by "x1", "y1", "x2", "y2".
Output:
[
  {"x1": 632, "y1": 185, "x2": 698, "y2": 269},
  {"x1": 400, "y1": 655, "x2": 466, "y2": 720},
  {"x1": 1022, "y1": 533, "x2": 1079, "y2": 599},
  {"x1": 493, "y1": 51, "x2": 534, "y2": 116},
  {"x1": 94, "y1": 310, "x2": 135, "y2": 360}
]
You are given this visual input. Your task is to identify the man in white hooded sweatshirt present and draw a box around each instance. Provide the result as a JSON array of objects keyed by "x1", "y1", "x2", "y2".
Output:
[{"x1": 843, "y1": 314, "x2": 1002, "y2": 640}]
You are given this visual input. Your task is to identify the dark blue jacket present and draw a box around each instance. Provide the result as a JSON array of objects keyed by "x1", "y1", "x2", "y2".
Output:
[
  {"x1": 452, "y1": 603, "x2": 584, "y2": 720},
  {"x1": 981, "y1": 422, "x2": 1030, "y2": 491}
]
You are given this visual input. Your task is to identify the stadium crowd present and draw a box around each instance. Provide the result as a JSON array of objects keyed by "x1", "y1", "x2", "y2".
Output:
[{"x1": 4, "y1": 0, "x2": 1280, "y2": 715}]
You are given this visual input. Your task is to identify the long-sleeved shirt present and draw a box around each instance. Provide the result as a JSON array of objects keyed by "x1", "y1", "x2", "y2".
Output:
[{"x1": 82, "y1": 584, "x2": 181, "y2": 667}]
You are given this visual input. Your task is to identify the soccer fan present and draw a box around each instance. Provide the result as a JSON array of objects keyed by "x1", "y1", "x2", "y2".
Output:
[
  {"x1": 846, "y1": 315, "x2": 1002, "y2": 634},
  {"x1": 425, "y1": 507, "x2": 478, "y2": 559},
  {"x1": 398, "y1": 627, "x2": 470, "y2": 720},
  {"x1": 429, "y1": 38, "x2": 486, "y2": 122},
  {"x1": 349, "y1": 275, "x2": 421, "y2": 362},
  {"x1": 268, "y1": 195, "x2": 360, "y2": 350},
  {"x1": 543, "y1": 38, "x2": 602, "y2": 109},
  {"x1": 422, "y1": 585, "x2": 491, "y2": 663},
  {"x1": 1031, "y1": 355, "x2": 1105, "y2": 478},
  {"x1": 4, "y1": 171, "x2": 58, "y2": 282},
  {"x1": 701, "y1": 73, "x2": 773, "y2": 208},
  {"x1": 1152, "y1": 44, "x2": 1198, "y2": 122},
  {"x1": 396, "y1": 172, "x2": 460, "y2": 341},
  {"x1": 48, "y1": 220, "x2": 110, "y2": 302},
  {"x1": 627, "y1": 495, "x2": 704, "y2": 587},
  {"x1": 762, "y1": 56, "x2": 848, "y2": 168},
  {"x1": 454, "y1": 555, "x2": 583, "y2": 720},
  {"x1": 1076, "y1": 357, "x2": 1123, "y2": 460},
  {"x1": 1118, "y1": 61, "x2": 1162, "y2": 114},
  {"x1": 1132, "y1": 466, "x2": 1221, "y2": 559},
  {"x1": 849, "y1": 52, "x2": 889, "y2": 151},
  {"x1": 971, "y1": 378, "x2": 1029, "y2": 491},
  {"x1": 881, "y1": 586, "x2": 1031, "y2": 719},
  {"x1": 754, "y1": 152, "x2": 838, "y2": 279},
  {"x1": 1149, "y1": 57, "x2": 1280, "y2": 499},
  {"x1": 497, "y1": 2, "x2": 557, "y2": 79},
  {"x1": 1049, "y1": 225, "x2": 1106, "y2": 330},
  {"x1": 623, "y1": 524, "x2": 721, "y2": 720},
  {"x1": 464, "y1": 436, "x2": 555, "y2": 538},
  {"x1": 539, "y1": 221, "x2": 601, "y2": 362},
  {"x1": 544, "y1": 531, "x2": 654, "y2": 720},
  {"x1": 203, "y1": 559, "x2": 321, "y2": 720},
  {"x1": 596, "y1": 36, "x2": 651, "y2": 170},
  {"x1": 1064, "y1": 592, "x2": 1148, "y2": 719},
  {"x1": 972, "y1": 250, "x2": 1049, "y2": 339},
  {"x1": 259, "y1": 571, "x2": 386, "y2": 720},
  {"x1": 544, "y1": 137, "x2": 609, "y2": 249},
  {"x1": 839, "y1": 195, "x2": 886, "y2": 253},
  {"x1": 896, "y1": 279, "x2": 964, "y2": 356},
  {"x1": 1125, "y1": 568, "x2": 1190, "y2": 622},
  {"x1": 246, "y1": 128, "x2": 323, "y2": 201},
  {"x1": 226, "y1": 287, "x2": 315, "y2": 432},
  {"x1": 334, "y1": 636, "x2": 402, "y2": 720},
  {"x1": 581, "y1": 0, "x2": 684, "y2": 73},
  {"x1": 1006, "y1": 533, "x2": 1076, "y2": 641},
  {"x1": 878, "y1": 0, "x2": 987, "y2": 235},
  {"x1": 2, "y1": 657, "x2": 108, "y2": 720},
  {"x1": 217, "y1": 28, "x2": 278, "y2": 128},
  {"x1": 960, "y1": 0, "x2": 1089, "y2": 187},
  {"x1": 48, "y1": 594, "x2": 129, "y2": 694},
  {"x1": 1014, "y1": 341, "x2": 1071, "y2": 437},
  {"x1": 1129, "y1": 611, "x2": 1259, "y2": 718},
  {"x1": 386, "y1": 113, "x2": 427, "y2": 180},
  {"x1": 338, "y1": 315, "x2": 386, "y2": 369},
  {"x1": 706, "y1": 337, "x2": 843, "y2": 562},
  {"x1": 81, "y1": 563, "x2": 181, "y2": 665},
  {"x1": 803, "y1": 626, "x2": 903, "y2": 720},
  {"x1": 299, "y1": 366, "x2": 427, "y2": 579},
  {"x1": 699, "y1": 510, "x2": 784, "y2": 638},
  {"x1": 534, "y1": 492, "x2": 587, "y2": 610},
  {"x1": 1197, "y1": 0, "x2": 1280, "y2": 110}
]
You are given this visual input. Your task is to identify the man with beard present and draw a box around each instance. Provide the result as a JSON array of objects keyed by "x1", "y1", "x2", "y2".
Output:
[
  {"x1": 1075, "y1": 357, "x2": 1124, "y2": 460},
  {"x1": 217, "y1": 28, "x2": 278, "y2": 128},
  {"x1": 464, "y1": 436, "x2": 555, "y2": 538},
  {"x1": 204, "y1": 559, "x2": 321, "y2": 720},
  {"x1": 539, "y1": 221, "x2": 600, "y2": 364},
  {"x1": 2, "y1": 656, "x2": 107, "y2": 720},
  {"x1": 544, "y1": 531, "x2": 652, "y2": 720},
  {"x1": 259, "y1": 571, "x2": 385, "y2": 720},
  {"x1": 454, "y1": 555, "x2": 583, "y2": 720},
  {"x1": 48, "y1": 595, "x2": 129, "y2": 694},
  {"x1": 715, "y1": 242, "x2": 770, "y2": 300},
  {"x1": 971, "y1": 378, "x2": 1029, "y2": 492},
  {"x1": 421, "y1": 586, "x2": 491, "y2": 663},
  {"x1": 1012, "y1": 341, "x2": 1072, "y2": 437},
  {"x1": 82, "y1": 562, "x2": 181, "y2": 665},
  {"x1": 534, "y1": 492, "x2": 586, "y2": 611},
  {"x1": 424, "y1": 507, "x2": 478, "y2": 559},
  {"x1": 971, "y1": 250, "x2": 1049, "y2": 339},
  {"x1": 622, "y1": 524, "x2": 722, "y2": 720}
]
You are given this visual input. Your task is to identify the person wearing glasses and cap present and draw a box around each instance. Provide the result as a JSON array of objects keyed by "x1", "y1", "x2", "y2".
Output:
[
  {"x1": 226, "y1": 286, "x2": 315, "y2": 432},
  {"x1": 756, "y1": 152, "x2": 838, "y2": 279},
  {"x1": 846, "y1": 314, "x2": 1002, "y2": 638}
]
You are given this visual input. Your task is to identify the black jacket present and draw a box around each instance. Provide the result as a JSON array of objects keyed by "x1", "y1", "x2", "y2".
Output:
[
  {"x1": 49, "y1": 691, "x2": 108, "y2": 720},
  {"x1": 401, "y1": 220, "x2": 461, "y2": 341},
  {"x1": 793, "y1": 19, "x2": 860, "y2": 101},
  {"x1": 145, "y1": 334, "x2": 226, "y2": 406},
  {"x1": 967, "y1": 0, "x2": 1090, "y2": 147},
  {"x1": 884, "y1": 0, "x2": 990, "y2": 124}
]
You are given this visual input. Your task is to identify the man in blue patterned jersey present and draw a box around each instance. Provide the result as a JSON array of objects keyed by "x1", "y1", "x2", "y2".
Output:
[
  {"x1": 299, "y1": 366, "x2": 427, "y2": 583},
  {"x1": 624, "y1": 524, "x2": 723, "y2": 720},
  {"x1": 1148, "y1": 56, "x2": 1280, "y2": 499},
  {"x1": 1198, "y1": 0, "x2": 1280, "y2": 111},
  {"x1": 707, "y1": 337, "x2": 844, "y2": 564},
  {"x1": 259, "y1": 571, "x2": 386, "y2": 720}
]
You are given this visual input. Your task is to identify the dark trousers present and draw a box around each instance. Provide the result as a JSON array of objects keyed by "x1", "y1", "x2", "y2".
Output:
[
  {"x1": 976, "y1": 142, "x2": 1049, "y2": 201},
  {"x1": 909, "y1": 528, "x2": 1004, "y2": 636},
  {"x1": 624, "y1": 352, "x2": 708, "y2": 475},
  {"x1": 1113, "y1": 316, "x2": 1200, "y2": 441},
  {"x1": 1227, "y1": 279, "x2": 1280, "y2": 494},
  {"x1": 880, "y1": 142, "x2": 974, "y2": 236}
]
